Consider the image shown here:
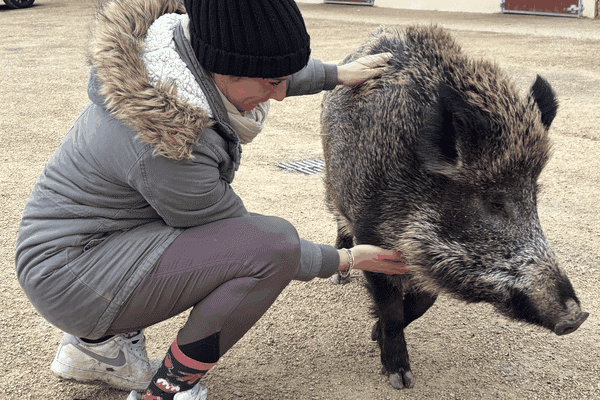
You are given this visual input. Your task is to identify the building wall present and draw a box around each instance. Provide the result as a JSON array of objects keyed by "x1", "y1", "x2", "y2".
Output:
[
  {"x1": 374, "y1": 0, "x2": 497, "y2": 14},
  {"x1": 298, "y1": 0, "x2": 595, "y2": 18}
]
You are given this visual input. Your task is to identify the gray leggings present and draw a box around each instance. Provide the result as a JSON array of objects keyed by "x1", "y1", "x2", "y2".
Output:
[{"x1": 104, "y1": 214, "x2": 300, "y2": 356}]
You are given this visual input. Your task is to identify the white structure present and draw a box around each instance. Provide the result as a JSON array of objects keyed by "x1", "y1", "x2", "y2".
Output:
[{"x1": 301, "y1": 0, "x2": 596, "y2": 18}]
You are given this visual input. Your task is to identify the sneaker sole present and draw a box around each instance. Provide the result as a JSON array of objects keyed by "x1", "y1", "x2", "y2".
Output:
[{"x1": 51, "y1": 360, "x2": 150, "y2": 392}]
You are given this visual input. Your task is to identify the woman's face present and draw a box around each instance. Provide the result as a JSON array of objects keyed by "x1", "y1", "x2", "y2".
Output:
[{"x1": 213, "y1": 74, "x2": 289, "y2": 112}]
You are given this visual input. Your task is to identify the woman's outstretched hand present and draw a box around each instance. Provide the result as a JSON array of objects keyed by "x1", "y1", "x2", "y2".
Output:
[
  {"x1": 336, "y1": 52, "x2": 393, "y2": 86},
  {"x1": 338, "y1": 244, "x2": 409, "y2": 275}
]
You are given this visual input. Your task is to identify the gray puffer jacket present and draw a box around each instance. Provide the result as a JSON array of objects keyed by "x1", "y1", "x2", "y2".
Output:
[{"x1": 15, "y1": 0, "x2": 340, "y2": 339}]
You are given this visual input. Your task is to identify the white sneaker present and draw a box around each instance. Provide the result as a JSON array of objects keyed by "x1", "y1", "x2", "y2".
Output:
[
  {"x1": 51, "y1": 330, "x2": 162, "y2": 391},
  {"x1": 127, "y1": 382, "x2": 208, "y2": 400}
]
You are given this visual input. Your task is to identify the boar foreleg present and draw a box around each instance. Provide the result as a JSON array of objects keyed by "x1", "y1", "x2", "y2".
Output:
[{"x1": 366, "y1": 272, "x2": 437, "y2": 389}]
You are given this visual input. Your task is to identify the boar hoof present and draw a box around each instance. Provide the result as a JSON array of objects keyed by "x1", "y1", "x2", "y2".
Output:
[
  {"x1": 555, "y1": 311, "x2": 589, "y2": 335},
  {"x1": 331, "y1": 272, "x2": 351, "y2": 285},
  {"x1": 389, "y1": 370, "x2": 415, "y2": 389}
]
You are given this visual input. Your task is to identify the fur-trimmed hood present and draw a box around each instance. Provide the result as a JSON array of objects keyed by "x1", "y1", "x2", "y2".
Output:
[{"x1": 88, "y1": 0, "x2": 212, "y2": 161}]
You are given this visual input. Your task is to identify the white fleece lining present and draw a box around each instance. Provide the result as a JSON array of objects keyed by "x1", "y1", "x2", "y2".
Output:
[{"x1": 141, "y1": 13, "x2": 214, "y2": 118}]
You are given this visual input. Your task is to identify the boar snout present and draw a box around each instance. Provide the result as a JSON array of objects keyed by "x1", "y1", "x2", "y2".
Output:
[{"x1": 554, "y1": 299, "x2": 589, "y2": 335}]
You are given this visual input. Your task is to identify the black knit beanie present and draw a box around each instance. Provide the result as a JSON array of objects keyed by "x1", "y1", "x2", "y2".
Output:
[{"x1": 184, "y1": 0, "x2": 311, "y2": 78}]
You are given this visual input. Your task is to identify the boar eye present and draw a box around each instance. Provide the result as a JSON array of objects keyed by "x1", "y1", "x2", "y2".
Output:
[{"x1": 489, "y1": 201, "x2": 505, "y2": 213}]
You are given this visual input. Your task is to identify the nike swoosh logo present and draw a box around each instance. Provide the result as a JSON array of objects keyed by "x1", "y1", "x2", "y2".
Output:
[{"x1": 74, "y1": 345, "x2": 127, "y2": 367}]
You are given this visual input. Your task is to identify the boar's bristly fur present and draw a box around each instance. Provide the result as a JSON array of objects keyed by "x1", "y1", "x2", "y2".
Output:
[{"x1": 321, "y1": 25, "x2": 588, "y2": 390}]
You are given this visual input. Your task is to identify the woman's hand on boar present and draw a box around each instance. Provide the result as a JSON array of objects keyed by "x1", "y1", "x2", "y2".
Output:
[
  {"x1": 338, "y1": 245, "x2": 409, "y2": 275},
  {"x1": 336, "y1": 52, "x2": 393, "y2": 86}
]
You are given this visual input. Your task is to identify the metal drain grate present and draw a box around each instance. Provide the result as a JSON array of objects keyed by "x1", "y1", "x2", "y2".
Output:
[{"x1": 276, "y1": 158, "x2": 325, "y2": 175}]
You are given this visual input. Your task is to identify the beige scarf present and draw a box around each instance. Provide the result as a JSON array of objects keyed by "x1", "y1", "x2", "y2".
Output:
[
  {"x1": 217, "y1": 91, "x2": 270, "y2": 145},
  {"x1": 182, "y1": 14, "x2": 269, "y2": 145}
]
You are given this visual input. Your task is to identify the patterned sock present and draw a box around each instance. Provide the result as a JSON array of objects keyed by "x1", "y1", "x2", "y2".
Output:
[
  {"x1": 178, "y1": 332, "x2": 220, "y2": 363},
  {"x1": 142, "y1": 339, "x2": 218, "y2": 400}
]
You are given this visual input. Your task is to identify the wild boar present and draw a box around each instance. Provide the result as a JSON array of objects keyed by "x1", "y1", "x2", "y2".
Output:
[{"x1": 321, "y1": 25, "x2": 589, "y2": 389}]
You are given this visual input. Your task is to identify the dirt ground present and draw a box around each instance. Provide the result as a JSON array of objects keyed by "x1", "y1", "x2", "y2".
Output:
[{"x1": 1, "y1": 1, "x2": 599, "y2": 399}]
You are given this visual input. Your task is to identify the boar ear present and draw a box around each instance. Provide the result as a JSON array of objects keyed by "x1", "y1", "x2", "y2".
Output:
[
  {"x1": 418, "y1": 84, "x2": 479, "y2": 177},
  {"x1": 531, "y1": 75, "x2": 558, "y2": 129}
]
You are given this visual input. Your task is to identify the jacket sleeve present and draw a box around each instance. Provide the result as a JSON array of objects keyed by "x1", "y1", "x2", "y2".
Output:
[
  {"x1": 294, "y1": 239, "x2": 340, "y2": 281},
  {"x1": 286, "y1": 58, "x2": 338, "y2": 97},
  {"x1": 128, "y1": 131, "x2": 249, "y2": 228}
]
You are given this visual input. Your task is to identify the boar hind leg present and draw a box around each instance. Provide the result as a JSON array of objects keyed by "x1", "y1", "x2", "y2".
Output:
[
  {"x1": 403, "y1": 290, "x2": 437, "y2": 328},
  {"x1": 365, "y1": 271, "x2": 415, "y2": 389},
  {"x1": 371, "y1": 290, "x2": 436, "y2": 339}
]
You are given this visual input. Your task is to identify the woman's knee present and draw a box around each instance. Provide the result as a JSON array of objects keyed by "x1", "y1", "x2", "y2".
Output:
[{"x1": 249, "y1": 215, "x2": 300, "y2": 276}]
